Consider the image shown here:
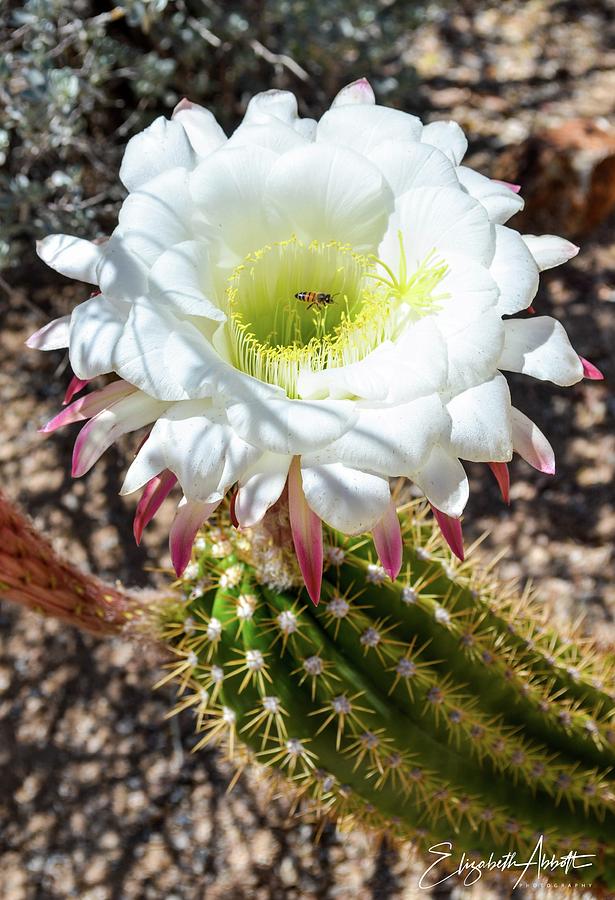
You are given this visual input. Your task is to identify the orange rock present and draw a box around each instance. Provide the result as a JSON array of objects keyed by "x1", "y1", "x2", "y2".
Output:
[{"x1": 494, "y1": 119, "x2": 615, "y2": 237}]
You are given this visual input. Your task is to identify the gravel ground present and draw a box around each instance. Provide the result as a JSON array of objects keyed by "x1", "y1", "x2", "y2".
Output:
[{"x1": 1, "y1": 1, "x2": 614, "y2": 897}]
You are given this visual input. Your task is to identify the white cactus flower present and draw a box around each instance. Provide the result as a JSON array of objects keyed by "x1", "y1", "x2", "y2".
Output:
[{"x1": 30, "y1": 79, "x2": 601, "y2": 604}]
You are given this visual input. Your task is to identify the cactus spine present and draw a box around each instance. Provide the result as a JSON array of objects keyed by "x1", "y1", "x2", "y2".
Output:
[{"x1": 160, "y1": 500, "x2": 615, "y2": 889}]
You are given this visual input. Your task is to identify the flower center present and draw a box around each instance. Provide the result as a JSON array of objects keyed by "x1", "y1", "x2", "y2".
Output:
[{"x1": 224, "y1": 234, "x2": 448, "y2": 397}]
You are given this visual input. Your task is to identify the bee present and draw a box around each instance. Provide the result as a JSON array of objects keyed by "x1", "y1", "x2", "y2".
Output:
[{"x1": 294, "y1": 290, "x2": 337, "y2": 310}]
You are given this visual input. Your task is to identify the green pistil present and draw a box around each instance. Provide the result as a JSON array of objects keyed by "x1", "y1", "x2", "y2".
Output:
[
  {"x1": 368, "y1": 231, "x2": 449, "y2": 324},
  {"x1": 224, "y1": 234, "x2": 449, "y2": 397}
]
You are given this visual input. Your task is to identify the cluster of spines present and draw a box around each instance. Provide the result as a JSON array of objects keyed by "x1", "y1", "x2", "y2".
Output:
[{"x1": 156, "y1": 501, "x2": 615, "y2": 888}]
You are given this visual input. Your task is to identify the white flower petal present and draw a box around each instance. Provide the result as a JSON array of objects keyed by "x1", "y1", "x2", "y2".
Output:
[
  {"x1": 421, "y1": 120, "x2": 468, "y2": 165},
  {"x1": 395, "y1": 186, "x2": 495, "y2": 268},
  {"x1": 442, "y1": 308, "x2": 504, "y2": 393},
  {"x1": 447, "y1": 374, "x2": 513, "y2": 462},
  {"x1": 266, "y1": 143, "x2": 392, "y2": 252},
  {"x1": 96, "y1": 231, "x2": 148, "y2": 301},
  {"x1": 172, "y1": 99, "x2": 227, "y2": 158},
  {"x1": 227, "y1": 121, "x2": 307, "y2": 154},
  {"x1": 387, "y1": 318, "x2": 450, "y2": 402},
  {"x1": 430, "y1": 254, "x2": 502, "y2": 392},
  {"x1": 293, "y1": 117, "x2": 317, "y2": 140},
  {"x1": 299, "y1": 318, "x2": 448, "y2": 404},
  {"x1": 300, "y1": 463, "x2": 391, "y2": 533},
  {"x1": 456, "y1": 167, "x2": 524, "y2": 224},
  {"x1": 297, "y1": 344, "x2": 391, "y2": 402},
  {"x1": 410, "y1": 444, "x2": 469, "y2": 517},
  {"x1": 499, "y1": 317, "x2": 583, "y2": 386},
  {"x1": 243, "y1": 89, "x2": 300, "y2": 126},
  {"x1": 368, "y1": 141, "x2": 459, "y2": 198},
  {"x1": 26, "y1": 315, "x2": 71, "y2": 350},
  {"x1": 317, "y1": 105, "x2": 422, "y2": 155},
  {"x1": 73, "y1": 391, "x2": 167, "y2": 477},
  {"x1": 331, "y1": 78, "x2": 376, "y2": 108},
  {"x1": 148, "y1": 241, "x2": 225, "y2": 320},
  {"x1": 190, "y1": 146, "x2": 278, "y2": 263},
  {"x1": 235, "y1": 452, "x2": 291, "y2": 527},
  {"x1": 111, "y1": 300, "x2": 194, "y2": 400},
  {"x1": 436, "y1": 252, "x2": 499, "y2": 319},
  {"x1": 522, "y1": 234, "x2": 579, "y2": 271},
  {"x1": 119, "y1": 116, "x2": 195, "y2": 192},
  {"x1": 511, "y1": 407, "x2": 555, "y2": 473},
  {"x1": 118, "y1": 168, "x2": 192, "y2": 269},
  {"x1": 170, "y1": 495, "x2": 221, "y2": 576},
  {"x1": 122, "y1": 400, "x2": 260, "y2": 501},
  {"x1": 226, "y1": 396, "x2": 358, "y2": 455},
  {"x1": 305, "y1": 393, "x2": 449, "y2": 475},
  {"x1": 490, "y1": 225, "x2": 539, "y2": 315},
  {"x1": 36, "y1": 234, "x2": 102, "y2": 284},
  {"x1": 69, "y1": 294, "x2": 129, "y2": 379},
  {"x1": 163, "y1": 323, "x2": 281, "y2": 402}
]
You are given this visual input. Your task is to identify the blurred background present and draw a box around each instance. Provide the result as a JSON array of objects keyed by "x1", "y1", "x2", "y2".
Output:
[{"x1": 1, "y1": 1, "x2": 614, "y2": 897}]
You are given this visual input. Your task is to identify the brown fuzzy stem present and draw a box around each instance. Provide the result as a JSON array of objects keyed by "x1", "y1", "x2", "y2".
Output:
[{"x1": 0, "y1": 491, "x2": 141, "y2": 635}]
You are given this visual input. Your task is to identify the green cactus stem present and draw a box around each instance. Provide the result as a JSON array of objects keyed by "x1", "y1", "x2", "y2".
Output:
[{"x1": 159, "y1": 500, "x2": 615, "y2": 890}]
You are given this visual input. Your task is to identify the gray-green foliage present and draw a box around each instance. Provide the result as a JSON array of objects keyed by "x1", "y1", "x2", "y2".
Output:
[{"x1": 1, "y1": 0, "x2": 427, "y2": 273}]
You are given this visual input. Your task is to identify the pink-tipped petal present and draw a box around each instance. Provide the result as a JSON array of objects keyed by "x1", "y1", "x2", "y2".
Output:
[
  {"x1": 172, "y1": 97, "x2": 194, "y2": 116},
  {"x1": 288, "y1": 457, "x2": 323, "y2": 606},
  {"x1": 511, "y1": 408, "x2": 555, "y2": 475},
  {"x1": 430, "y1": 505, "x2": 465, "y2": 562},
  {"x1": 63, "y1": 375, "x2": 90, "y2": 405},
  {"x1": 170, "y1": 497, "x2": 220, "y2": 577},
  {"x1": 580, "y1": 356, "x2": 604, "y2": 380},
  {"x1": 493, "y1": 179, "x2": 521, "y2": 194},
  {"x1": 41, "y1": 380, "x2": 134, "y2": 434},
  {"x1": 487, "y1": 462, "x2": 510, "y2": 505},
  {"x1": 133, "y1": 470, "x2": 177, "y2": 545},
  {"x1": 26, "y1": 315, "x2": 70, "y2": 351},
  {"x1": 331, "y1": 77, "x2": 376, "y2": 108},
  {"x1": 71, "y1": 392, "x2": 163, "y2": 478},
  {"x1": 372, "y1": 501, "x2": 403, "y2": 581}
]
